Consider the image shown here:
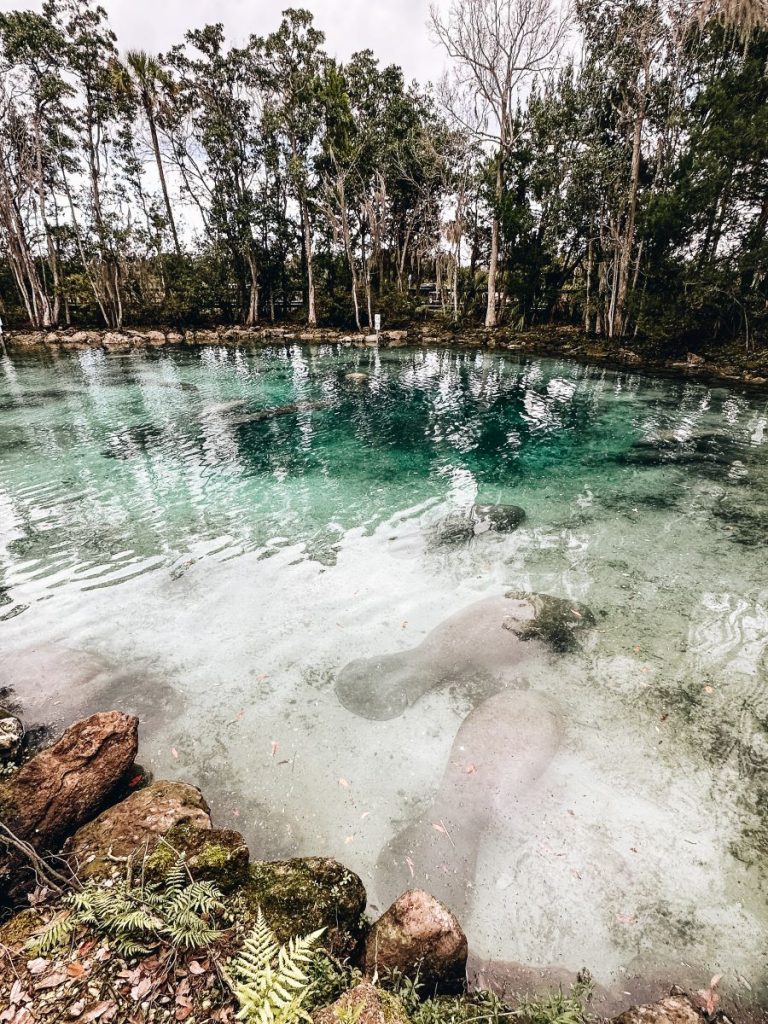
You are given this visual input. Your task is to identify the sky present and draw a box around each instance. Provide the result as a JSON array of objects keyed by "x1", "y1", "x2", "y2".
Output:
[{"x1": 0, "y1": 0, "x2": 449, "y2": 84}]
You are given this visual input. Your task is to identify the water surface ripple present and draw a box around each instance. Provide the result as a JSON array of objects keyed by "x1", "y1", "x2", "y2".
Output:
[{"x1": 1, "y1": 344, "x2": 768, "y2": 1009}]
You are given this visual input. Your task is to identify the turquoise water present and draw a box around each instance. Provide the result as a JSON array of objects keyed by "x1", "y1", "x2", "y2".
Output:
[{"x1": 2, "y1": 344, "x2": 768, "y2": 1009}]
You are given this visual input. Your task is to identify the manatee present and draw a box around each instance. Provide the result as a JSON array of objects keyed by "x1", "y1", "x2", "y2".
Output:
[
  {"x1": 334, "y1": 592, "x2": 595, "y2": 720},
  {"x1": 199, "y1": 399, "x2": 248, "y2": 418},
  {"x1": 374, "y1": 689, "x2": 563, "y2": 914},
  {"x1": 229, "y1": 399, "x2": 333, "y2": 425}
]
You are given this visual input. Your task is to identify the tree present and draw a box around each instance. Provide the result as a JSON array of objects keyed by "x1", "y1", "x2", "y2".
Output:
[{"x1": 430, "y1": 0, "x2": 569, "y2": 327}]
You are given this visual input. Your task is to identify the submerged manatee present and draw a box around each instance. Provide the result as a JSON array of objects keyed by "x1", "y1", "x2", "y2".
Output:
[
  {"x1": 334, "y1": 592, "x2": 595, "y2": 720},
  {"x1": 229, "y1": 399, "x2": 332, "y2": 425},
  {"x1": 374, "y1": 689, "x2": 563, "y2": 914},
  {"x1": 431, "y1": 503, "x2": 527, "y2": 545}
]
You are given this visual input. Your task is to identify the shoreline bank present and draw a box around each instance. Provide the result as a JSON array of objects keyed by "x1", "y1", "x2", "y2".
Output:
[{"x1": 4, "y1": 323, "x2": 768, "y2": 391}]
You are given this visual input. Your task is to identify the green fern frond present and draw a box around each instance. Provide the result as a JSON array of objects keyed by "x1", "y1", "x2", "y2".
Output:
[
  {"x1": 27, "y1": 910, "x2": 78, "y2": 955},
  {"x1": 230, "y1": 910, "x2": 325, "y2": 1024}
]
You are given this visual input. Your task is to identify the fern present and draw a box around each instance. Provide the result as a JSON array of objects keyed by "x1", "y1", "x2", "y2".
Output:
[
  {"x1": 229, "y1": 909, "x2": 324, "y2": 1024},
  {"x1": 27, "y1": 856, "x2": 225, "y2": 956}
]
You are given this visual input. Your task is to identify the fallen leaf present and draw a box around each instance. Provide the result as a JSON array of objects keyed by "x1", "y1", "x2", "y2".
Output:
[
  {"x1": 130, "y1": 976, "x2": 152, "y2": 1001},
  {"x1": 26, "y1": 957, "x2": 49, "y2": 975},
  {"x1": 9, "y1": 980, "x2": 27, "y2": 1004},
  {"x1": 66, "y1": 961, "x2": 86, "y2": 979},
  {"x1": 171, "y1": 747, "x2": 179, "y2": 759},
  {"x1": 176, "y1": 1009, "x2": 192, "y2": 1022},
  {"x1": 69, "y1": 1000, "x2": 86, "y2": 1018},
  {"x1": 83, "y1": 1002, "x2": 117, "y2": 1022},
  {"x1": 271, "y1": 741, "x2": 279, "y2": 757},
  {"x1": 704, "y1": 685, "x2": 714, "y2": 694},
  {"x1": 188, "y1": 960, "x2": 206, "y2": 975},
  {"x1": 35, "y1": 971, "x2": 69, "y2": 990}
]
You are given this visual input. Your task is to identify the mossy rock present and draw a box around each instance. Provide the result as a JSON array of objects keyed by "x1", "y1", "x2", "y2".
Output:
[
  {"x1": 144, "y1": 824, "x2": 250, "y2": 891},
  {"x1": 0, "y1": 907, "x2": 43, "y2": 948},
  {"x1": 313, "y1": 982, "x2": 408, "y2": 1024},
  {"x1": 242, "y1": 857, "x2": 366, "y2": 955}
]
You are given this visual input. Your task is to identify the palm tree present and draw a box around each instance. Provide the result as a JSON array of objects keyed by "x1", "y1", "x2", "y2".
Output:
[{"x1": 123, "y1": 50, "x2": 182, "y2": 257}]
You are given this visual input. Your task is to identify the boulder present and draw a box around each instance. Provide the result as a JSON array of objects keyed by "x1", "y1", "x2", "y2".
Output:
[
  {"x1": 0, "y1": 711, "x2": 138, "y2": 903},
  {"x1": 611, "y1": 995, "x2": 702, "y2": 1024},
  {"x1": 314, "y1": 984, "x2": 408, "y2": 1024},
  {"x1": 471, "y1": 504, "x2": 526, "y2": 534},
  {"x1": 144, "y1": 823, "x2": 249, "y2": 891},
  {"x1": 346, "y1": 372, "x2": 369, "y2": 383},
  {"x1": 0, "y1": 711, "x2": 138, "y2": 854},
  {"x1": 243, "y1": 857, "x2": 366, "y2": 955},
  {"x1": 616, "y1": 348, "x2": 643, "y2": 366},
  {"x1": 65, "y1": 780, "x2": 211, "y2": 881},
  {"x1": 0, "y1": 714, "x2": 23, "y2": 763},
  {"x1": 361, "y1": 889, "x2": 467, "y2": 993}
]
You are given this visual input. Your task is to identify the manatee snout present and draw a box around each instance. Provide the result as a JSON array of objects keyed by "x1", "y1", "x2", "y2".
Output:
[{"x1": 334, "y1": 652, "x2": 417, "y2": 720}]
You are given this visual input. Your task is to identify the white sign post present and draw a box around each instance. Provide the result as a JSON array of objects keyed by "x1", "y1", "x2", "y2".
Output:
[{"x1": 374, "y1": 313, "x2": 381, "y2": 334}]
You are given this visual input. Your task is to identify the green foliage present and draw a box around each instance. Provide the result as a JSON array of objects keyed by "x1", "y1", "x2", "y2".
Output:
[
  {"x1": 229, "y1": 908, "x2": 325, "y2": 1024},
  {"x1": 28, "y1": 856, "x2": 225, "y2": 956}
]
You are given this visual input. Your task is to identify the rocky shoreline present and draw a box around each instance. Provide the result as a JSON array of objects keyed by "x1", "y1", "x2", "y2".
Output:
[
  {"x1": 0, "y1": 710, "x2": 746, "y2": 1024},
  {"x1": 3, "y1": 323, "x2": 768, "y2": 390}
]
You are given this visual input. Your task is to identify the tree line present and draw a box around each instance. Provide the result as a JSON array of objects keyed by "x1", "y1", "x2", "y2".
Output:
[{"x1": 0, "y1": 0, "x2": 766, "y2": 351}]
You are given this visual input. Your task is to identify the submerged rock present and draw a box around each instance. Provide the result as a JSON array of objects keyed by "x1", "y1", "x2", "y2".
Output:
[
  {"x1": 230, "y1": 399, "x2": 332, "y2": 425},
  {"x1": 66, "y1": 779, "x2": 212, "y2": 882},
  {"x1": 432, "y1": 504, "x2": 526, "y2": 545},
  {"x1": 314, "y1": 983, "x2": 408, "y2": 1024},
  {"x1": 610, "y1": 995, "x2": 702, "y2": 1024},
  {"x1": 243, "y1": 857, "x2": 366, "y2": 955},
  {"x1": 361, "y1": 889, "x2": 468, "y2": 993},
  {"x1": 346, "y1": 372, "x2": 369, "y2": 383}
]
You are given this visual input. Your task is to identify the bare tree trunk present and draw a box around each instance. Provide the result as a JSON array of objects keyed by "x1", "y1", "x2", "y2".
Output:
[{"x1": 145, "y1": 100, "x2": 182, "y2": 257}]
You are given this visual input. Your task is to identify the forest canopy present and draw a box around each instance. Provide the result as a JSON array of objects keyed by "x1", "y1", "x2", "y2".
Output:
[{"x1": 0, "y1": 0, "x2": 766, "y2": 353}]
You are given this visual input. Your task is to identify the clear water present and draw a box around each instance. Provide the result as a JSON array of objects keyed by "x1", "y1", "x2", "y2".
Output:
[{"x1": 2, "y1": 344, "x2": 768, "y2": 1010}]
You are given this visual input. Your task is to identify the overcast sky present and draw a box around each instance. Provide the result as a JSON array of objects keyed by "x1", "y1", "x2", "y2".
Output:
[{"x1": 0, "y1": 0, "x2": 449, "y2": 84}]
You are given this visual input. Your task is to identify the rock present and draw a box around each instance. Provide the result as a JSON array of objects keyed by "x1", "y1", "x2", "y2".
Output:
[
  {"x1": 686, "y1": 352, "x2": 704, "y2": 367},
  {"x1": 144, "y1": 823, "x2": 249, "y2": 891},
  {"x1": 165, "y1": 331, "x2": 184, "y2": 344},
  {"x1": 503, "y1": 591, "x2": 596, "y2": 652},
  {"x1": 616, "y1": 348, "x2": 642, "y2": 365},
  {"x1": 243, "y1": 857, "x2": 366, "y2": 955},
  {"x1": 0, "y1": 907, "x2": 43, "y2": 948},
  {"x1": 0, "y1": 711, "x2": 138, "y2": 903},
  {"x1": 66, "y1": 780, "x2": 212, "y2": 882},
  {"x1": 0, "y1": 714, "x2": 24, "y2": 763},
  {"x1": 364, "y1": 334, "x2": 379, "y2": 344},
  {"x1": 432, "y1": 504, "x2": 526, "y2": 545},
  {"x1": 346, "y1": 372, "x2": 369, "y2": 383},
  {"x1": 385, "y1": 330, "x2": 408, "y2": 342},
  {"x1": 361, "y1": 889, "x2": 467, "y2": 993},
  {"x1": 68, "y1": 331, "x2": 91, "y2": 344},
  {"x1": 314, "y1": 984, "x2": 408, "y2": 1024},
  {"x1": 145, "y1": 330, "x2": 166, "y2": 345},
  {"x1": 471, "y1": 504, "x2": 526, "y2": 534},
  {"x1": 610, "y1": 995, "x2": 702, "y2": 1024},
  {"x1": 0, "y1": 711, "x2": 138, "y2": 854},
  {"x1": 102, "y1": 332, "x2": 131, "y2": 348}
]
